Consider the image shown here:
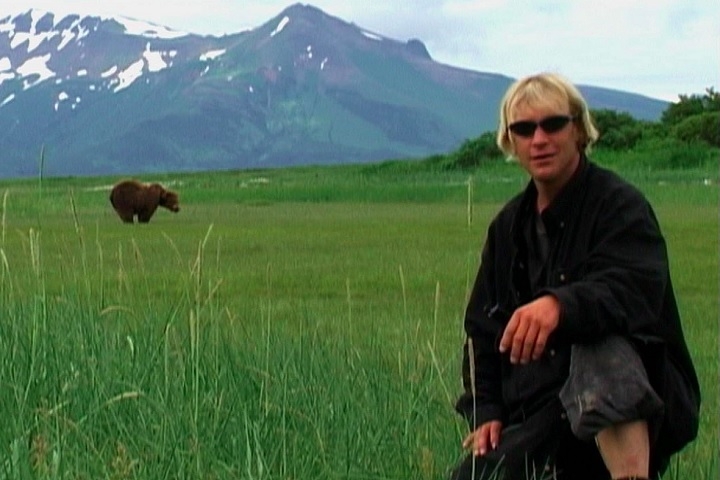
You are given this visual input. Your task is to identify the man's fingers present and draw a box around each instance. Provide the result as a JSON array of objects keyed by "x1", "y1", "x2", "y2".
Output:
[
  {"x1": 519, "y1": 322, "x2": 540, "y2": 364},
  {"x1": 474, "y1": 425, "x2": 489, "y2": 456},
  {"x1": 509, "y1": 318, "x2": 529, "y2": 364},
  {"x1": 461, "y1": 428, "x2": 485, "y2": 456},
  {"x1": 489, "y1": 421, "x2": 502, "y2": 450},
  {"x1": 462, "y1": 421, "x2": 503, "y2": 456},
  {"x1": 498, "y1": 313, "x2": 518, "y2": 353},
  {"x1": 532, "y1": 328, "x2": 550, "y2": 360},
  {"x1": 500, "y1": 297, "x2": 561, "y2": 363}
]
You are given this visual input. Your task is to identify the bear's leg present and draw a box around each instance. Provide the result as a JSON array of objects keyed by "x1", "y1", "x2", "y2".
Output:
[
  {"x1": 116, "y1": 209, "x2": 135, "y2": 223},
  {"x1": 137, "y1": 205, "x2": 158, "y2": 223},
  {"x1": 137, "y1": 210, "x2": 153, "y2": 223}
]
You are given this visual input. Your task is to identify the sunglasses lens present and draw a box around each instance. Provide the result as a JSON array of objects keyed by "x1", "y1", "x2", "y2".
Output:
[
  {"x1": 508, "y1": 121, "x2": 537, "y2": 137},
  {"x1": 541, "y1": 116, "x2": 572, "y2": 133},
  {"x1": 508, "y1": 115, "x2": 574, "y2": 137}
]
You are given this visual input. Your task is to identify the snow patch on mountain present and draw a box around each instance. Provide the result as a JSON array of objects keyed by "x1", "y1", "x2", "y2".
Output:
[
  {"x1": 57, "y1": 19, "x2": 90, "y2": 51},
  {"x1": 200, "y1": 49, "x2": 226, "y2": 61},
  {"x1": 16, "y1": 54, "x2": 54, "y2": 88},
  {"x1": 113, "y1": 58, "x2": 144, "y2": 92},
  {"x1": 101, "y1": 66, "x2": 118, "y2": 78},
  {"x1": 12, "y1": 30, "x2": 57, "y2": 53},
  {"x1": 1, "y1": 9, "x2": 186, "y2": 40},
  {"x1": 107, "y1": 41, "x2": 176, "y2": 91},
  {"x1": 271, "y1": 16, "x2": 289, "y2": 37},
  {"x1": 143, "y1": 43, "x2": 173, "y2": 72},
  {"x1": 1, "y1": 92, "x2": 14, "y2": 106},
  {"x1": 54, "y1": 91, "x2": 68, "y2": 110},
  {"x1": 54, "y1": 91, "x2": 81, "y2": 111},
  {"x1": 112, "y1": 16, "x2": 187, "y2": 39},
  {"x1": 0, "y1": 9, "x2": 203, "y2": 99},
  {"x1": 361, "y1": 30, "x2": 383, "y2": 41},
  {"x1": 0, "y1": 72, "x2": 14, "y2": 87}
]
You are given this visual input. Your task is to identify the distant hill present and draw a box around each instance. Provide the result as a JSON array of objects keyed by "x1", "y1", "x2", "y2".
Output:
[{"x1": 0, "y1": 3, "x2": 669, "y2": 178}]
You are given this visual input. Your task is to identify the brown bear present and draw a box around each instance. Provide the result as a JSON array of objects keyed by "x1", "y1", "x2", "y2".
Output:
[{"x1": 109, "y1": 179, "x2": 180, "y2": 223}]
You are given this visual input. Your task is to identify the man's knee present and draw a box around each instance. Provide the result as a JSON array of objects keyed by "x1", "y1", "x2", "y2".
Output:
[{"x1": 559, "y1": 336, "x2": 663, "y2": 441}]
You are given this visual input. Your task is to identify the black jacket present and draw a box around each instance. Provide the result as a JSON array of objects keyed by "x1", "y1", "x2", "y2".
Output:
[{"x1": 455, "y1": 158, "x2": 700, "y2": 458}]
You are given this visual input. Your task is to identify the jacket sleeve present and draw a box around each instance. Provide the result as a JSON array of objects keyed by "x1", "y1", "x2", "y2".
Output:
[
  {"x1": 546, "y1": 185, "x2": 669, "y2": 343},
  {"x1": 455, "y1": 222, "x2": 506, "y2": 429}
]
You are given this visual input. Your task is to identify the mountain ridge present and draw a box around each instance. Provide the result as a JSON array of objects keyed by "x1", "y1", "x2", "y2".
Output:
[{"x1": 0, "y1": 4, "x2": 668, "y2": 178}]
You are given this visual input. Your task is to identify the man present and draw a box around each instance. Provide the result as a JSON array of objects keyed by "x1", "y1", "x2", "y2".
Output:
[{"x1": 450, "y1": 73, "x2": 700, "y2": 480}]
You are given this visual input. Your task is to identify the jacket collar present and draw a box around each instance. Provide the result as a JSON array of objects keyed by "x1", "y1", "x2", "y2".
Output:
[
  {"x1": 541, "y1": 155, "x2": 589, "y2": 227},
  {"x1": 512, "y1": 155, "x2": 590, "y2": 238}
]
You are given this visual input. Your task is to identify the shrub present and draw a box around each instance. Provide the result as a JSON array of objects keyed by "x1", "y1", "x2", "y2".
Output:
[
  {"x1": 672, "y1": 112, "x2": 720, "y2": 147},
  {"x1": 592, "y1": 109, "x2": 647, "y2": 150},
  {"x1": 443, "y1": 132, "x2": 503, "y2": 170}
]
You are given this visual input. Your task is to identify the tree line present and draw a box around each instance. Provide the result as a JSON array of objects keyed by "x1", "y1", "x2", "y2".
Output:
[{"x1": 440, "y1": 88, "x2": 719, "y2": 170}]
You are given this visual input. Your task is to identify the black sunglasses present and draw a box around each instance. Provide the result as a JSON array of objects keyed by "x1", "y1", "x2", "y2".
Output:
[{"x1": 508, "y1": 115, "x2": 577, "y2": 138}]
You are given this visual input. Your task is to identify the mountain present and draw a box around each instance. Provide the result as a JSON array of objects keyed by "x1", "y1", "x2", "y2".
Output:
[{"x1": 0, "y1": 4, "x2": 668, "y2": 178}]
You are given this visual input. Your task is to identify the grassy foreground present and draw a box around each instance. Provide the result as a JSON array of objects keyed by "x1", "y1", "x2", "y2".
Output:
[{"x1": 0, "y1": 161, "x2": 716, "y2": 479}]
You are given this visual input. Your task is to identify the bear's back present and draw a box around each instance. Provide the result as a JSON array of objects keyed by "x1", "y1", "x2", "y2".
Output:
[{"x1": 110, "y1": 179, "x2": 144, "y2": 209}]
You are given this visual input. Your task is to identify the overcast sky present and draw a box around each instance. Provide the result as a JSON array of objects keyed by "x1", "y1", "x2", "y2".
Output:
[{"x1": 2, "y1": 0, "x2": 718, "y2": 101}]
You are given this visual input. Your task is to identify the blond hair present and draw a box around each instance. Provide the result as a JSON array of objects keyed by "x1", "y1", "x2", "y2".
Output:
[{"x1": 496, "y1": 72, "x2": 599, "y2": 157}]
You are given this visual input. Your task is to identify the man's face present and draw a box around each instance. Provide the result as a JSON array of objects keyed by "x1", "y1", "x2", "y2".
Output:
[{"x1": 508, "y1": 102, "x2": 581, "y2": 191}]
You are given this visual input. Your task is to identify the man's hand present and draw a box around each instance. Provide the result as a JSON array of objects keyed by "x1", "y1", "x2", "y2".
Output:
[
  {"x1": 462, "y1": 420, "x2": 503, "y2": 457},
  {"x1": 499, "y1": 295, "x2": 560, "y2": 364}
]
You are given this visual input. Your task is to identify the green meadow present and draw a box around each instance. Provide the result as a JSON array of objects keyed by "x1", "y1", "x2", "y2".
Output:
[{"x1": 0, "y1": 158, "x2": 716, "y2": 479}]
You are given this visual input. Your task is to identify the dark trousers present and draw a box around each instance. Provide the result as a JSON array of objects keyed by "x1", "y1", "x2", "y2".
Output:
[
  {"x1": 450, "y1": 337, "x2": 667, "y2": 480},
  {"x1": 448, "y1": 402, "x2": 608, "y2": 480}
]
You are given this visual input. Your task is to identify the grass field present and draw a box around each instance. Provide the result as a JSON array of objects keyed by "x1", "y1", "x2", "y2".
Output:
[{"x1": 0, "y1": 160, "x2": 716, "y2": 479}]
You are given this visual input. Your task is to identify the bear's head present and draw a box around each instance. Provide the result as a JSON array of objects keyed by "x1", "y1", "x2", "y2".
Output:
[
  {"x1": 160, "y1": 189, "x2": 180, "y2": 212},
  {"x1": 160, "y1": 190, "x2": 180, "y2": 213}
]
